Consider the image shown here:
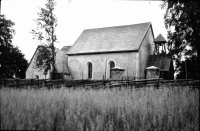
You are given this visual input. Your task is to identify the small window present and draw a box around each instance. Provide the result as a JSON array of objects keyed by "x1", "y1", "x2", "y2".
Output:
[{"x1": 88, "y1": 62, "x2": 93, "y2": 79}]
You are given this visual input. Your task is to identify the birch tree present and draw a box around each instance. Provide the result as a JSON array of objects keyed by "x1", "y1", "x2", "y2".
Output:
[{"x1": 31, "y1": 0, "x2": 58, "y2": 80}]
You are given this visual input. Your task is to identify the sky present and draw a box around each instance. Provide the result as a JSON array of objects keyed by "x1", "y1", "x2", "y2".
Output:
[{"x1": 2, "y1": 0, "x2": 167, "y2": 62}]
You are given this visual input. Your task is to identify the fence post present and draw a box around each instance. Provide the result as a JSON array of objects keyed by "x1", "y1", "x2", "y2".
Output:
[
  {"x1": 37, "y1": 80, "x2": 39, "y2": 88},
  {"x1": 3, "y1": 79, "x2": 6, "y2": 87},
  {"x1": 16, "y1": 79, "x2": 18, "y2": 88},
  {"x1": 82, "y1": 79, "x2": 85, "y2": 88},
  {"x1": 1, "y1": 79, "x2": 3, "y2": 88},
  {"x1": 102, "y1": 75, "x2": 105, "y2": 87},
  {"x1": 0, "y1": 79, "x2": 3, "y2": 88},
  {"x1": 62, "y1": 79, "x2": 64, "y2": 87},
  {"x1": 43, "y1": 80, "x2": 45, "y2": 87},
  {"x1": 30, "y1": 79, "x2": 33, "y2": 88},
  {"x1": 29, "y1": 79, "x2": 31, "y2": 87},
  {"x1": 126, "y1": 77, "x2": 129, "y2": 87},
  {"x1": 156, "y1": 79, "x2": 160, "y2": 89}
]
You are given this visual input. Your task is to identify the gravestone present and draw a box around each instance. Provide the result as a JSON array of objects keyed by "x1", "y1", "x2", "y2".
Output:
[
  {"x1": 145, "y1": 66, "x2": 160, "y2": 79},
  {"x1": 110, "y1": 67, "x2": 125, "y2": 80}
]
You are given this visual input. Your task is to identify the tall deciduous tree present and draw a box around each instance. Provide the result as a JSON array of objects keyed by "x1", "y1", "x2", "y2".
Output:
[
  {"x1": 162, "y1": 1, "x2": 200, "y2": 79},
  {"x1": 0, "y1": 15, "x2": 15, "y2": 47},
  {"x1": 176, "y1": 55, "x2": 199, "y2": 79},
  {"x1": 31, "y1": 0, "x2": 58, "y2": 80},
  {"x1": 0, "y1": 15, "x2": 28, "y2": 78}
]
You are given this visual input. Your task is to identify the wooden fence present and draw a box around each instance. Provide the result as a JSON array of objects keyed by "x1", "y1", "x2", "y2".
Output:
[{"x1": 0, "y1": 78, "x2": 199, "y2": 89}]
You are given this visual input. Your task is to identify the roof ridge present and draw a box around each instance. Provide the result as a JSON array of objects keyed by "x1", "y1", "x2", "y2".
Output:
[{"x1": 83, "y1": 22, "x2": 151, "y2": 31}]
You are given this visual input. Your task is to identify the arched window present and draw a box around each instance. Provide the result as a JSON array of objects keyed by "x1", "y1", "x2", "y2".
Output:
[
  {"x1": 109, "y1": 61, "x2": 115, "y2": 78},
  {"x1": 88, "y1": 62, "x2": 93, "y2": 79}
]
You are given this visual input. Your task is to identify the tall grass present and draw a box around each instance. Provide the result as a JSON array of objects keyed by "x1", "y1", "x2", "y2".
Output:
[{"x1": 0, "y1": 86, "x2": 199, "y2": 131}]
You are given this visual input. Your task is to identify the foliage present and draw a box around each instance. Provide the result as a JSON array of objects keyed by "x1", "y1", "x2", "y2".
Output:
[
  {"x1": 161, "y1": 1, "x2": 200, "y2": 79},
  {"x1": 0, "y1": 15, "x2": 28, "y2": 79},
  {"x1": 0, "y1": 15, "x2": 15, "y2": 47},
  {"x1": 1, "y1": 86, "x2": 199, "y2": 130},
  {"x1": 176, "y1": 55, "x2": 199, "y2": 79},
  {"x1": 31, "y1": 0, "x2": 58, "y2": 79},
  {"x1": 35, "y1": 45, "x2": 51, "y2": 69},
  {"x1": 0, "y1": 45, "x2": 28, "y2": 79}
]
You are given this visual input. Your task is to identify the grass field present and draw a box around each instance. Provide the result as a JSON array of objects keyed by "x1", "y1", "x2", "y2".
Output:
[{"x1": 0, "y1": 86, "x2": 199, "y2": 131}]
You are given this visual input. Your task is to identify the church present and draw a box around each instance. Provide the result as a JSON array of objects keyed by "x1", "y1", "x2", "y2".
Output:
[
  {"x1": 26, "y1": 46, "x2": 71, "y2": 79},
  {"x1": 26, "y1": 22, "x2": 174, "y2": 80}
]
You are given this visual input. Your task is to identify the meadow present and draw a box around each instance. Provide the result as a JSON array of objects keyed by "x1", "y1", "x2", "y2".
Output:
[{"x1": 0, "y1": 85, "x2": 199, "y2": 131}]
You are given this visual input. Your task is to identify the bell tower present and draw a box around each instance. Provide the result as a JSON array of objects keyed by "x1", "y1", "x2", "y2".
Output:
[
  {"x1": 146, "y1": 34, "x2": 174, "y2": 80},
  {"x1": 149, "y1": 34, "x2": 168, "y2": 79},
  {"x1": 153, "y1": 34, "x2": 167, "y2": 56}
]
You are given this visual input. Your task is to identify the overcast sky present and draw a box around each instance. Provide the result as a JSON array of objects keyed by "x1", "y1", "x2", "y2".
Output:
[{"x1": 2, "y1": 0, "x2": 167, "y2": 62}]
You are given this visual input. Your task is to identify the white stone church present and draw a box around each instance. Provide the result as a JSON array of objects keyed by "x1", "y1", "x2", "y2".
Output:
[{"x1": 26, "y1": 22, "x2": 174, "y2": 80}]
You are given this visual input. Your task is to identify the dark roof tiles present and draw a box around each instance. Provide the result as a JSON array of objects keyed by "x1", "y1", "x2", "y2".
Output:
[
  {"x1": 146, "y1": 55, "x2": 172, "y2": 71},
  {"x1": 154, "y1": 34, "x2": 167, "y2": 43}
]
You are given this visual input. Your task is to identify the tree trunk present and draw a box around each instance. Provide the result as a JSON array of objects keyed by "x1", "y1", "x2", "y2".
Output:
[
  {"x1": 196, "y1": 41, "x2": 200, "y2": 79},
  {"x1": 50, "y1": 62, "x2": 55, "y2": 80},
  {"x1": 50, "y1": 8, "x2": 56, "y2": 80},
  {"x1": 51, "y1": 37, "x2": 56, "y2": 80}
]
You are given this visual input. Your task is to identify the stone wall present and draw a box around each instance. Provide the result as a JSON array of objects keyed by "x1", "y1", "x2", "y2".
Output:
[
  {"x1": 26, "y1": 48, "x2": 70, "y2": 79},
  {"x1": 26, "y1": 49, "x2": 45, "y2": 79},
  {"x1": 55, "y1": 50, "x2": 69, "y2": 74},
  {"x1": 68, "y1": 52, "x2": 138, "y2": 80},
  {"x1": 68, "y1": 26, "x2": 155, "y2": 80},
  {"x1": 138, "y1": 26, "x2": 155, "y2": 78}
]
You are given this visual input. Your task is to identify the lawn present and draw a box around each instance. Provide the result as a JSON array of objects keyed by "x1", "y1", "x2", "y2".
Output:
[{"x1": 0, "y1": 86, "x2": 199, "y2": 131}]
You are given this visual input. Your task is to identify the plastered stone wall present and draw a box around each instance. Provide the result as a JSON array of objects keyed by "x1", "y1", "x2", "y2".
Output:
[
  {"x1": 26, "y1": 49, "x2": 45, "y2": 79},
  {"x1": 68, "y1": 52, "x2": 138, "y2": 80},
  {"x1": 138, "y1": 26, "x2": 155, "y2": 78},
  {"x1": 55, "y1": 50, "x2": 69, "y2": 73},
  {"x1": 146, "y1": 69, "x2": 160, "y2": 79},
  {"x1": 26, "y1": 49, "x2": 69, "y2": 79}
]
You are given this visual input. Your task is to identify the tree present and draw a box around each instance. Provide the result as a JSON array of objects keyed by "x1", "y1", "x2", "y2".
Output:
[
  {"x1": 0, "y1": 15, "x2": 15, "y2": 48},
  {"x1": 162, "y1": 1, "x2": 200, "y2": 79},
  {"x1": 176, "y1": 55, "x2": 199, "y2": 79},
  {"x1": 0, "y1": 15, "x2": 28, "y2": 78},
  {"x1": 31, "y1": 0, "x2": 58, "y2": 80},
  {"x1": 0, "y1": 45, "x2": 28, "y2": 79}
]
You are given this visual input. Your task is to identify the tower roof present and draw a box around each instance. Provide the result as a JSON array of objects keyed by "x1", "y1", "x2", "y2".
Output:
[{"x1": 154, "y1": 34, "x2": 167, "y2": 43}]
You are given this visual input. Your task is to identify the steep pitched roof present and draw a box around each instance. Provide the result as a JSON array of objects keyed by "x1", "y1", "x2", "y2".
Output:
[
  {"x1": 154, "y1": 34, "x2": 167, "y2": 43},
  {"x1": 67, "y1": 22, "x2": 152, "y2": 55},
  {"x1": 61, "y1": 46, "x2": 71, "y2": 52},
  {"x1": 26, "y1": 45, "x2": 41, "y2": 72},
  {"x1": 146, "y1": 55, "x2": 172, "y2": 71}
]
